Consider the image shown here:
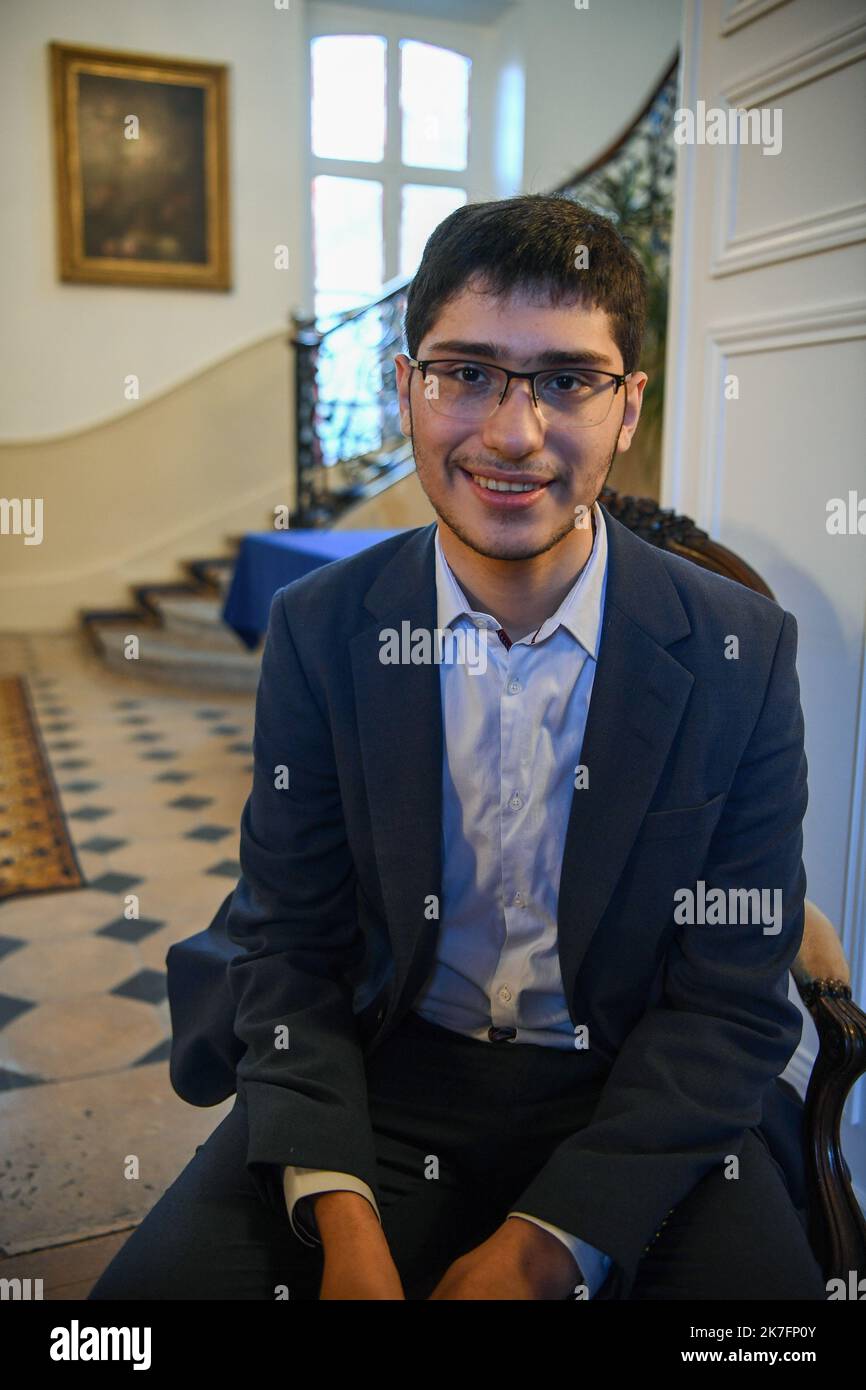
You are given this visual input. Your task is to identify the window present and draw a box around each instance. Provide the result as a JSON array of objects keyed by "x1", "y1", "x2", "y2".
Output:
[
  {"x1": 400, "y1": 41, "x2": 469, "y2": 171},
  {"x1": 311, "y1": 35, "x2": 386, "y2": 163},
  {"x1": 399, "y1": 183, "x2": 467, "y2": 277},
  {"x1": 309, "y1": 33, "x2": 472, "y2": 321}
]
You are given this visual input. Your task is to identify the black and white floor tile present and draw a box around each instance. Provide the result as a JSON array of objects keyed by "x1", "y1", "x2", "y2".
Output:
[{"x1": 0, "y1": 634, "x2": 256, "y2": 1255}]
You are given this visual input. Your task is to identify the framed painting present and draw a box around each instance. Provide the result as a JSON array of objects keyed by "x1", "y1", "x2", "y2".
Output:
[{"x1": 50, "y1": 41, "x2": 230, "y2": 289}]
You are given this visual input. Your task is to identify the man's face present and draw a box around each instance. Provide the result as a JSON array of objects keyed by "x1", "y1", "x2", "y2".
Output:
[{"x1": 395, "y1": 276, "x2": 647, "y2": 561}]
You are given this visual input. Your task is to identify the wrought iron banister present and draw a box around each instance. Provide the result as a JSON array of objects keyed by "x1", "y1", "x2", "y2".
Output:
[{"x1": 291, "y1": 283, "x2": 410, "y2": 526}]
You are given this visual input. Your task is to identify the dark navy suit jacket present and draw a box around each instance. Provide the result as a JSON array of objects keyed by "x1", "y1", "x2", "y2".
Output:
[{"x1": 224, "y1": 503, "x2": 809, "y2": 1297}]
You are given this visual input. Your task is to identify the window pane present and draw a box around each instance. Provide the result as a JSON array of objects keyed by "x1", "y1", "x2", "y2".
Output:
[
  {"x1": 312, "y1": 175, "x2": 383, "y2": 320},
  {"x1": 312, "y1": 35, "x2": 386, "y2": 162},
  {"x1": 400, "y1": 184, "x2": 467, "y2": 277},
  {"x1": 400, "y1": 41, "x2": 470, "y2": 171}
]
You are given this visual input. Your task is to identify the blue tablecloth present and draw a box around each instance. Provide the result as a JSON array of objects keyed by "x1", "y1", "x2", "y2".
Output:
[{"x1": 222, "y1": 529, "x2": 400, "y2": 648}]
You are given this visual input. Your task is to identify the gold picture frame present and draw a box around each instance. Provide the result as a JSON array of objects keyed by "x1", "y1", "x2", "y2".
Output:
[{"x1": 50, "y1": 41, "x2": 231, "y2": 290}]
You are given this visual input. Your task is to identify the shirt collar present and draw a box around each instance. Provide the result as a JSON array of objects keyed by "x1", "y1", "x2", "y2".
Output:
[{"x1": 434, "y1": 500, "x2": 608, "y2": 659}]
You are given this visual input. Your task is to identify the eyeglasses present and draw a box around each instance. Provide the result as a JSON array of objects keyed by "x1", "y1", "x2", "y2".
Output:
[{"x1": 405, "y1": 357, "x2": 632, "y2": 428}]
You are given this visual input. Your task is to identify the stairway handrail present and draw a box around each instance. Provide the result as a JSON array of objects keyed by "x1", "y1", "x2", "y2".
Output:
[{"x1": 290, "y1": 272, "x2": 412, "y2": 347}]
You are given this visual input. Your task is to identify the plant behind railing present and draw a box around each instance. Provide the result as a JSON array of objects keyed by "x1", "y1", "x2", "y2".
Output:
[{"x1": 552, "y1": 57, "x2": 678, "y2": 494}]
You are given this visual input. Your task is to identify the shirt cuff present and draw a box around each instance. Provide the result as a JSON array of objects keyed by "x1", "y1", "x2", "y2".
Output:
[
  {"x1": 282, "y1": 1166, "x2": 382, "y2": 1247},
  {"x1": 507, "y1": 1212, "x2": 612, "y2": 1298}
]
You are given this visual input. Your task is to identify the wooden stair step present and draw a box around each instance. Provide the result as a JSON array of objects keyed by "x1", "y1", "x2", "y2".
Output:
[{"x1": 88, "y1": 621, "x2": 261, "y2": 692}]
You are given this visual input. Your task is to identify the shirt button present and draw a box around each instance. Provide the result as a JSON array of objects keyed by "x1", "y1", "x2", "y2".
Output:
[
  {"x1": 507, "y1": 679, "x2": 521, "y2": 694},
  {"x1": 509, "y1": 792, "x2": 522, "y2": 810},
  {"x1": 514, "y1": 891, "x2": 523, "y2": 905},
  {"x1": 497, "y1": 986, "x2": 512, "y2": 1002}
]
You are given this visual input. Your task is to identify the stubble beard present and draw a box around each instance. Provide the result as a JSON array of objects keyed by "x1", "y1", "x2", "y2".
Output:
[{"x1": 408, "y1": 397, "x2": 620, "y2": 562}]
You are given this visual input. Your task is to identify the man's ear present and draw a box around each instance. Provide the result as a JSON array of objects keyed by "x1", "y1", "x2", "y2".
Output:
[
  {"x1": 395, "y1": 354, "x2": 413, "y2": 437},
  {"x1": 614, "y1": 369, "x2": 647, "y2": 455}
]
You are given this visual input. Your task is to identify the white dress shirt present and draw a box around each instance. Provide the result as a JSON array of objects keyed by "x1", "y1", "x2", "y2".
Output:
[{"x1": 284, "y1": 502, "x2": 613, "y2": 1297}]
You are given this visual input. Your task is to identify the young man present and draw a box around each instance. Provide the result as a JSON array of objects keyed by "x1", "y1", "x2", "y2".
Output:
[{"x1": 90, "y1": 195, "x2": 825, "y2": 1302}]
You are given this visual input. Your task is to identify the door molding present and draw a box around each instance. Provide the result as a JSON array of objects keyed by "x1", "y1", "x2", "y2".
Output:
[
  {"x1": 699, "y1": 298, "x2": 866, "y2": 530},
  {"x1": 719, "y1": 0, "x2": 792, "y2": 37},
  {"x1": 711, "y1": 17, "x2": 866, "y2": 275}
]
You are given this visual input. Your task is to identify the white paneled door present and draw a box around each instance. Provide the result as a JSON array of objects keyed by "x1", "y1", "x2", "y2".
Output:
[{"x1": 661, "y1": 0, "x2": 866, "y2": 1170}]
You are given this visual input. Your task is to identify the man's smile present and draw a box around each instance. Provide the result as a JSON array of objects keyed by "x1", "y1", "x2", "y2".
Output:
[{"x1": 457, "y1": 465, "x2": 554, "y2": 507}]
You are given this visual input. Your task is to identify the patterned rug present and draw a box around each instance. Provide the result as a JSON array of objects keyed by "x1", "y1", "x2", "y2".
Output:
[{"x1": 0, "y1": 676, "x2": 85, "y2": 900}]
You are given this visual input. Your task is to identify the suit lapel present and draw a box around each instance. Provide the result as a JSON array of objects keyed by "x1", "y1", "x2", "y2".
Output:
[
  {"x1": 351, "y1": 508, "x2": 695, "y2": 1030},
  {"x1": 350, "y1": 525, "x2": 443, "y2": 1029}
]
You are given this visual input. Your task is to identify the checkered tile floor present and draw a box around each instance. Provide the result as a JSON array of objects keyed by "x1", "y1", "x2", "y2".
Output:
[{"x1": 0, "y1": 633, "x2": 251, "y2": 1255}]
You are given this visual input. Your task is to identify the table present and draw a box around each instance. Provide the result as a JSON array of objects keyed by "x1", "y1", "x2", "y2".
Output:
[{"x1": 221, "y1": 529, "x2": 399, "y2": 648}]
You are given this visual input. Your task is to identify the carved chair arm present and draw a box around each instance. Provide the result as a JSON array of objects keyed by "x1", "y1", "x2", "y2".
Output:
[{"x1": 791, "y1": 901, "x2": 866, "y2": 1280}]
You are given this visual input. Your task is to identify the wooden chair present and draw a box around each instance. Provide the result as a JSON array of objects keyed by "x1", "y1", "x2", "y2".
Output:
[{"x1": 600, "y1": 486, "x2": 866, "y2": 1283}]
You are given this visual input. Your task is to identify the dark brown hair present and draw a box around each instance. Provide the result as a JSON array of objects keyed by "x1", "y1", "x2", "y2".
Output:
[{"x1": 404, "y1": 192, "x2": 647, "y2": 374}]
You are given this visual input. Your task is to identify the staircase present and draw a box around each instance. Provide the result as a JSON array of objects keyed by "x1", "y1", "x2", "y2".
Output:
[
  {"x1": 80, "y1": 543, "x2": 264, "y2": 693},
  {"x1": 81, "y1": 436, "x2": 421, "y2": 690}
]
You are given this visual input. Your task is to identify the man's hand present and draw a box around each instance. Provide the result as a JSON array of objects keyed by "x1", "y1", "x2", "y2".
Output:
[
  {"x1": 427, "y1": 1216, "x2": 581, "y2": 1300},
  {"x1": 314, "y1": 1191, "x2": 406, "y2": 1300}
]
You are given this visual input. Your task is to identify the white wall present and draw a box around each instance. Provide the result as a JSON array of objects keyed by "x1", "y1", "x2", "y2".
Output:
[{"x1": 0, "y1": 0, "x2": 307, "y2": 439}]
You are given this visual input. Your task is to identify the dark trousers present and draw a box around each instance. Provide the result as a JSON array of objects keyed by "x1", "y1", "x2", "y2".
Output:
[{"x1": 88, "y1": 1009, "x2": 826, "y2": 1301}]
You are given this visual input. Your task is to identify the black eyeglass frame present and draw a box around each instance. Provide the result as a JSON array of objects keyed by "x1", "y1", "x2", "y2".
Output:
[{"x1": 405, "y1": 355, "x2": 633, "y2": 423}]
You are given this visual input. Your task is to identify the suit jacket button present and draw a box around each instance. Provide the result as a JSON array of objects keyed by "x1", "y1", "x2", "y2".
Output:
[{"x1": 376, "y1": 1008, "x2": 384, "y2": 1024}]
